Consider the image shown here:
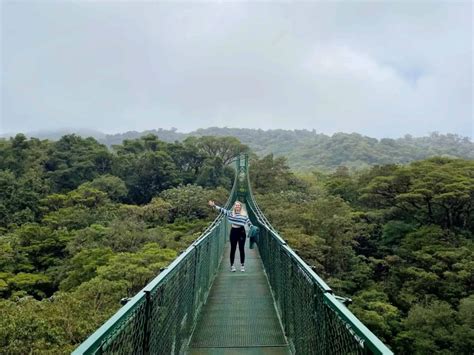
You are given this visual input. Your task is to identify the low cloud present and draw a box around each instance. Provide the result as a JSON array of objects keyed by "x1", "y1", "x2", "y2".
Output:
[{"x1": 1, "y1": 1, "x2": 472, "y2": 138}]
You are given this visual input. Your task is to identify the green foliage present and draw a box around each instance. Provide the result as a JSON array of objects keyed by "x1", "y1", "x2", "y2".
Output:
[
  {"x1": 183, "y1": 135, "x2": 249, "y2": 165},
  {"x1": 381, "y1": 220, "x2": 415, "y2": 248},
  {"x1": 160, "y1": 184, "x2": 227, "y2": 221},
  {"x1": 110, "y1": 134, "x2": 239, "y2": 203},
  {"x1": 81, "y1": 175, "x2": 128, "y2": 202},
  {"x1": 396, "y1": 300, "x2": 469, "y2": 354},
  {"x1": 0, "y1": 134, "x2": 51, "y2": 177},
  {"x1": 0, "y1": 169, "x2": 46, "y2": 228},
  {"x1": 59, "y1": 248, "x2": 114, "y2": 291},
  {"x1": 324, "y1": 166, "x2": 360, "y2": 204},
  {"x1": 351, "y1": 288, "x2": 401, "y2": 342},
  {"x1": 254, "y1": 156, "x2": 473, "y2": 354},
  {"x1": 97, "y1": 243, "x2": 177, "y2": 294},
  {"x1": 147, "y1": 219, "x2": 211, "y2": 251},
  {"x1": 361, "y1": 158, "x2": 474, "y2": 229},
  {"x1": 65, "y1": 224, "x2": 110, "y2": 255},
  {"x1": 45, "y1": 134, "x2": 113, "y2": 192},
  {"x1": 88, "y1": 128, "x2": 473, "y2": 171},
  {"x1": 140, "y1": 197, "x2": 173, "y2": 225},
  {"x1": 7, "y1": 224, "x2": 72, "y2": 272},
  {"x1": 114, "y1": 149, "x2": 180, "y2": 204},
  {"x1": 6, "y1": 129, "x2": 473, "y2": 172},
  {"x1": 7, "y1": 272, "x2": 52, "y2": 299},
  {"x1": 95, "y1": 219, "x2": 151, "y2": 253},
  {"x1": 0, "y1": 278, "x2": 128, "y2": 354},
  {"x1": 456, "y1": 295, "x2": 474, "y2": 353},
  {"x1": 170, "y1": 136, "x2": 240, "y2": 188},
  {"x1": 250, "y1": 154, "x2": 305, "y2": 194},
  {"x1": 256, "y1": 187, "x2": 357, "y2": 279},
  {"x1": 1, "y1": 131, "x2": 472, "y2": 354},
  {"x1": 195, "y1": 156, "x2": 234, "y2": 188},
  {"x1": 0, "y1": 133, "x2": 236, "y2": 353}
]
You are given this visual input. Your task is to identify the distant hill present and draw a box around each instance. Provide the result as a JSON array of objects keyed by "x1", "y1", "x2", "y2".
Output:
[
  {"x1": 102, "y1": 128, "x2": 186, "y2": 146},
  {"x1": 5, "y1": 127, "x2": 473, "y2": 171},
  {"x1": 189, "y1": 128, "x2": 474, "y2": 170},
  {"x1": 1, "y1": 128, "x2": 106, "y2": 141}
]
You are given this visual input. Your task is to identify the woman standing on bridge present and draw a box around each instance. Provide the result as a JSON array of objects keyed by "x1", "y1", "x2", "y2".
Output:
[{"x1": 208, "y1": 200, "x2": 252, "y2": 272}]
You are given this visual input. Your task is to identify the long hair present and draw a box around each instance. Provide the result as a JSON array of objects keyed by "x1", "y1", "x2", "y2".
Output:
[{"x1": 232, "y1": 200, "x2": 247, "y2": 216}]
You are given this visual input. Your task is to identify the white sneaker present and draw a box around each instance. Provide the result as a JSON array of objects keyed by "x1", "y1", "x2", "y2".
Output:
[
  {"x1": 241, "y1": 265, "x2": 245, "y2": 272},
  {"x1": 231, "y1": 265, "x2": 236, "y2": 272}
]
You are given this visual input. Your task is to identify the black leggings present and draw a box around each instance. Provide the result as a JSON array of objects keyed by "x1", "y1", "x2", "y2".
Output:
[{"x1": 230, "y1": 226, "x2": 246, "y2": 265}]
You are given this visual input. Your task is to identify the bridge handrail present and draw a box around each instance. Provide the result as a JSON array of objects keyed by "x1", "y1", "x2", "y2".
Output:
[
  {"x1": 245, "y1": 167, "x2": 393, "y2": 355},
  {"x1": 74, "y1": 153, "x2": 393, "y2": 355},
  {"x1": 72, "y1": 164, "x2": 238, "y2": 355},
  {"x1": 246, "y1": 186, "x2": 332, "y2": 292}
]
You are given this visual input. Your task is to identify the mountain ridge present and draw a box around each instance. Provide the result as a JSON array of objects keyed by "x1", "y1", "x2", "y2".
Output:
[{"x1": 2, "y1": 127, "x2": 472, "y2": 170}]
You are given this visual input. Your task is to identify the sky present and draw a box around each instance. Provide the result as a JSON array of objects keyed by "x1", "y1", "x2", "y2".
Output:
[{"x1": 1, "y1": 0, "x2": 473, "y2": 139}]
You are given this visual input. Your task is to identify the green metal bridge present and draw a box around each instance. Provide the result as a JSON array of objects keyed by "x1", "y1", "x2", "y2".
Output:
[{"x1": 73, "y1": 155, "x2": 393, "y2": 355}]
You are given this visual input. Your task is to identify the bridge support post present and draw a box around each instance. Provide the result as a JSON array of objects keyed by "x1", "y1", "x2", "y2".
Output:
[
  {"x1": 142, "y1": 290, "x2": 151, "y2": 355},
  {"x1": 190, "y1": 248, "x2": 199, "y2": 327},
  {"x1": 314, "y1": 287, "x2": 327, "y2": 355},
  {"x1": 236, "y1": 154, "x2": 249, "y2": 202}
]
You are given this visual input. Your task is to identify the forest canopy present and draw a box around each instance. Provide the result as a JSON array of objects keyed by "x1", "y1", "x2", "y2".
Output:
[
  {"x1": 250, "y1": 154, "x2": 473, "y2": 354},
  {"x1": 9, "y1": 128, "x2": 473, "y2": 171},
  {"x1": 0, "y1": 133, "x2": 472, "y2": 354},
  {"x1": 0, "y1": 134, "x2": 242, "y2": 353}
]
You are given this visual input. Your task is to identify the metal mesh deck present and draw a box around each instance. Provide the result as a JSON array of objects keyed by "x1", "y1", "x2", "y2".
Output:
[{"x1": 187, "y1": 241, "x2": 290, "y2": 354}]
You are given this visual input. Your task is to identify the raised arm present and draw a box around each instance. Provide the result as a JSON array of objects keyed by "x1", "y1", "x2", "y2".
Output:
[
  {"x1": 208, "y1": 200, "x2": 231, "y2": 216},
  {"x1": 215, "y1": 205, "x2": 232, "y2": 216}
]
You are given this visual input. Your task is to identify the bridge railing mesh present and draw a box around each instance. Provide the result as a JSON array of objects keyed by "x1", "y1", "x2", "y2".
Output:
[
  {"x1": 72, "y1": 181, "x2": 236, "y2": 355},
  {"x1": 246, "y1": 173, "x2": 393, "y2": 355}
]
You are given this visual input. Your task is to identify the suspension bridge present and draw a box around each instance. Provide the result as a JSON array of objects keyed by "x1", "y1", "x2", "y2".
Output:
[{"x1": 73, "y1": 155, "x2": 393, "y2": 355}]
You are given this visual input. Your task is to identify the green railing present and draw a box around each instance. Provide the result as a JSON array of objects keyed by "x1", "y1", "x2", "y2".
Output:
[
  {"x1": 72, "y1": 173, "x2": 237, "y2": 355},
  {"x1": 245, "y1": 160, "x2": 393, "y2": 355},
  {"x1": 74, "y1": 154, "x2": 393, "y2": 355}
]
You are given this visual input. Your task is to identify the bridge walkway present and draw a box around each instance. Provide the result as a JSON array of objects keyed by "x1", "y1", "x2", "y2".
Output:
[{"x1": 187, "y1": 240, "x2": 291, "y2": 355}]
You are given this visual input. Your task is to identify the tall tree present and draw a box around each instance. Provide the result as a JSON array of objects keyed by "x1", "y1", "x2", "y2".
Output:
[
  {"x1": 184, "y1": 136, "x2": 249, "y2": 165},
  {"x1": 44, "y1": 135, "x2": 113, "y2": 192}
]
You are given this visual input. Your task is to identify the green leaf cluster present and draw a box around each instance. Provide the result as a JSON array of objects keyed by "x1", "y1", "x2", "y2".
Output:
[
  {"x1": 0, "y1": 133, "x2": 237, "y2": 353},
  {"x1": 252, "y1": 155, "x2": 474, "y2": 353}
]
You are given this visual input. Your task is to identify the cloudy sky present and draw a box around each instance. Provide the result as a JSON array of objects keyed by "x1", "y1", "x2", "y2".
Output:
[{"x1": 1, "y1": 0, "x2": 472, "y2": 138}]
